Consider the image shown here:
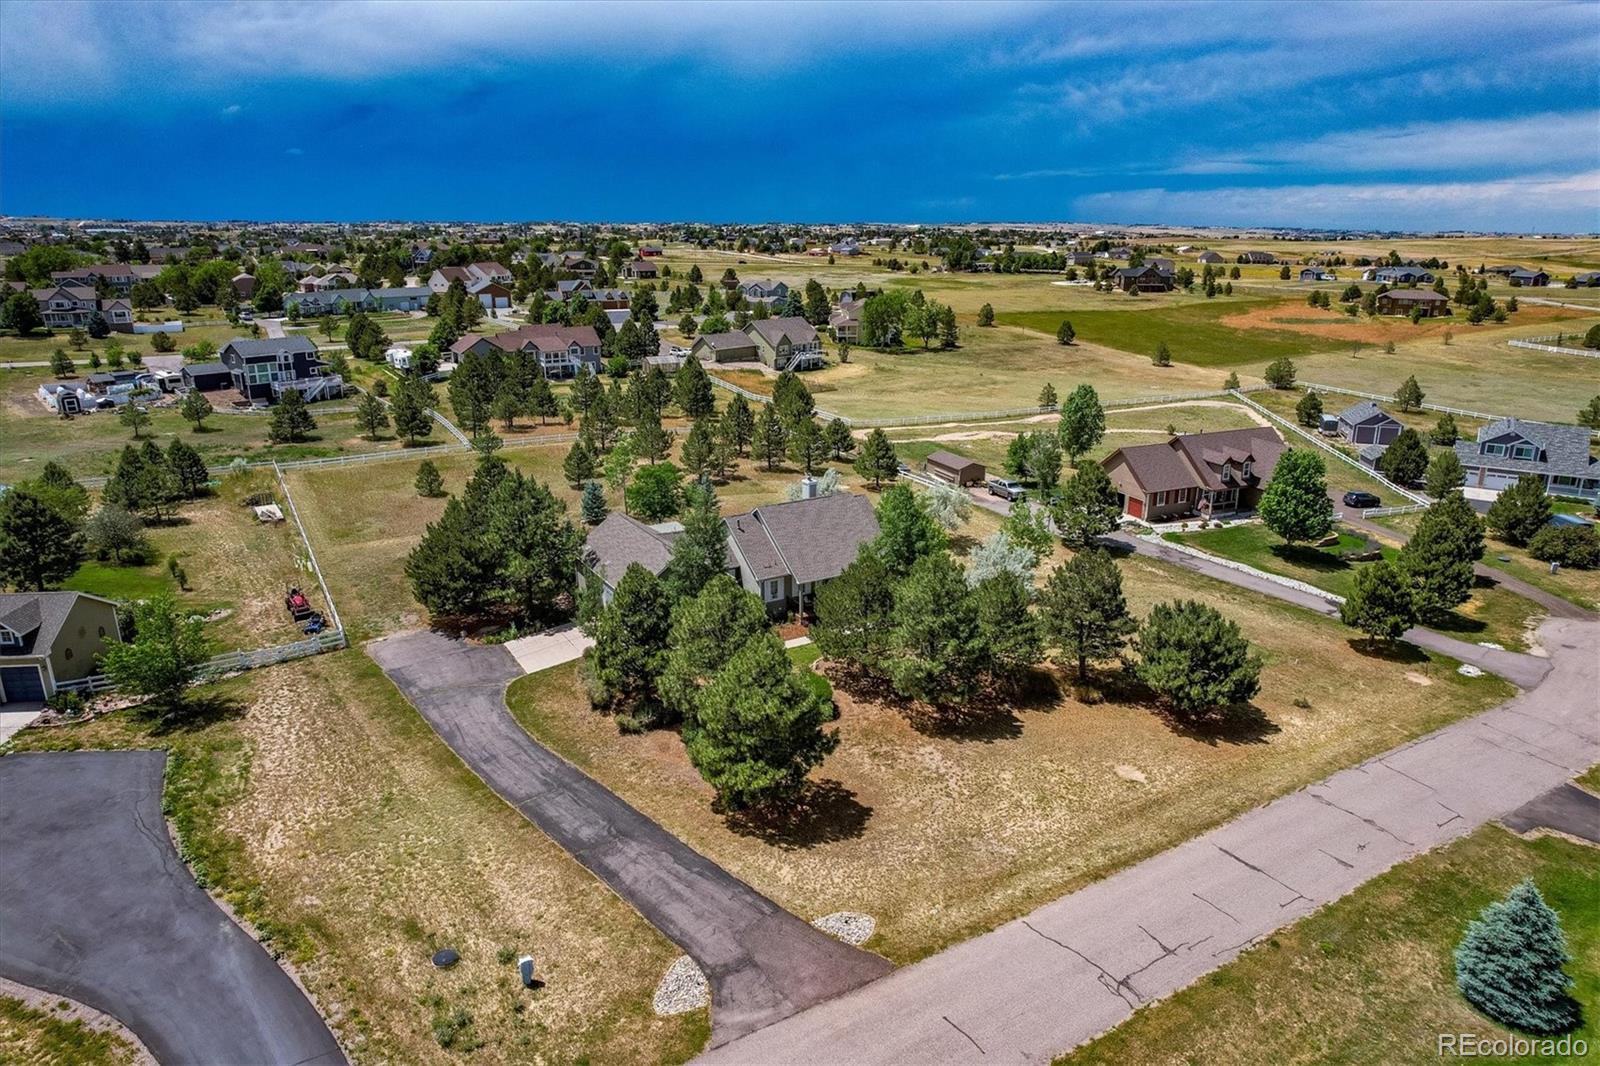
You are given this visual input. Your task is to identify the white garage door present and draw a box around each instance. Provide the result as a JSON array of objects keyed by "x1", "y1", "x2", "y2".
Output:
[{"x1": 1482, "y1": 470, "x2": 1522, "y2": 492}]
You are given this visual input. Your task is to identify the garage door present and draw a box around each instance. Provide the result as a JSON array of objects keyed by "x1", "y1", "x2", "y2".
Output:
[
  {"x1": 1482, "y1": 471, "x2": 1521, "y2": 492},
  {"x1": 0, "y1": 665, "x2": 46, "y2": 704}
]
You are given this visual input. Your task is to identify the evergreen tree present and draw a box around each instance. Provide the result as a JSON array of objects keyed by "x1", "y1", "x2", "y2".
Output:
[
  {"x1": 787, "y1": 418, "x2": 829, "y2": 476},
  {"x1": 1378, "y1": 428, "x2": 1429, "y2": 486},
  {"x1": 1400, "y1": 491, "x2": 1484, "y2": 620},
  {"x1": 405, "y1": 495, "x2": 501, "y2": 619},
  {"x1": 1057, "y1": 383, "x2": 1106, "y2": 462},
  {"x1": 659, "y1": 574, "x2": 770, "y2": 724},
  {"x1": 483, "y1": 470, "x2": 581, "y2": 623},
  {"x1": 355, "y1": 391, "x2": 389, "y2": 439},
  {"x1": 1055, "y1": 319, "x2": 1075, "y2": 345},
  {"x1": 752, "y1": 404, "x2": 789, "y2": 471},
  {"x1": 562, "y1": 438, "x2": 596, "y2": 486},
  {"x1": 1295, "y1": 389, "x2": 1324, "y2": 426},
  {"x1": 165, "y1": 439, "x2": 209, "y2": 498},
  {"x1": 268, "y1": 388, "x2": 317, "y2": 443},
  {"x1": 1223, "y1": 371, "x2": 1240, "y2": 390},
  {"x1": 1263, "y1": 357, "x2": 1298, "y2": 388},
  {"x1": 50, "y1": 347, "x2": 74, "y2": 377},
  {"x1": 1431, "y1": 412, "x2": 1459, "y2": 445},
  {"x1": 1259, "y1": 448, "x2": 1334, "y2": 544},
  {"x1": 626, "y1": 462, "x2": 684, "y2": 521},
  {"x1": 1038, "y1": 382, "x2": 1058, "y2": 408},
  {"x1": 972, "y1": 570, "x2": 1044, "y2": 688},
  {"x1": 562, "y1": 476, "x2": 601, "y2": 525},
  {"x1": 977, "y1": 303, "x2": 995, "y2": 327},
  {"x1": 887, "y1": 552, "x2": 985, "y2": 704},
  {"x1": 1425, "y1": 450, "x2": 1465, "y2": 497},
  {"x1": 772, "y1": 371, "x2": 815, "y2": 426},
  {"x1": 588, "y1": 563, "x2": 674, "y2": 728},
  {"x1": 1151, "y1": 341, "x2": 1173, "y2": 367},
  {"x1": 1053, "y1": 461, "x2": 1122, "y2": 548},
  {"x1": 0, "y1": 485, "x2": 84, "y2": 590},
  {"x1": 1134, "y1": 600, "x2": 1263, "y2": 720},
  {"x1": 1455, "y1": 879, "x2": 1579, "y2": 1035},
  {"x1": 415, "y1": 459, "x2": 445, "y2": 497},
  {"x1": 873, "y1": 483, "x2": 946, "y2": 577},
  {"x1": 632, "y1": 410, "x2": 671, "y2": 463},
  {"x1": 853, "y1": 428, "x2": 899, "y2": 488},
  {"x1": 821, "y1": 417, "x2": 855, "y2": 460},
  {"x1": 1395, "y1": 375, "x2": 1425, "y2": 412},
  {"x1": 663, "y1": 482, "x2": 728, "y2": 601},
  {"x1": 1485, "y1": 475, "x2": 1552, "y2": 546},
  {"x1": 1339, "y1": 559, "x2": 1417, "y2": 646},
  {"x1": 1577, "y1": 396, "x2": 1600, "y2": 430},
  {"x1": 684, "y1": 632, "x2": 837, "y2": 810},
  {"x1": 119, "y1": 401, "x2": 152, "y2": 439},
  {"x1": 673, "y1": 357, "x2": 716, "y2": 418},
  {"x1": 813, "y1": 546, "x2": 896, "y2": 673},
  {"x1": 679, "y1": 417, "x2": 716, "y2": 477},
  {"x1": 1039, "y1": 548, "x2": 1136, "y2": 681},
  {"x1": 25, "y1": 461, "x2": 89, "y2": 525}
]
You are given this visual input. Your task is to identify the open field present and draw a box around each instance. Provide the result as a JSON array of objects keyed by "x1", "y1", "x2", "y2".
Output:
[
  {"x1": 0, "y1": 322, "x2": 244, "y2": 366},
  {"x1": 0, "y1": 996, "x2": 141, "y2": 1066},
  {"x1": 1248, "y1": 385, "x2": 1492, "y2": 446},
  {"x1": 1062, "y1": 824, "x2": 1599, "y2": 1066},
  {"x1": 504, "y1": 542, "x2": 1510, "y2": 965},
  {"x1": 0, "y1": 366, "x2": 402, "y2": 483},
  {"x1": 1166, "y1": 521, "x2": 1544, "y2": 652},
  {"x1": 4, "y1": 650, "x2": 707, "y2": 1064},
  {"x1": 60, "y1": 468, "x2": 330, "y2": 651}
]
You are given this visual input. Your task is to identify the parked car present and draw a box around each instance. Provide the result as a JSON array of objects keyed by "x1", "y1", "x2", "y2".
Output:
[
  {"x1": 987, "y1": 477, "x2": 1027, "y2": 501},
  {"x1": 1342, "y1": 490, "x2": 1381, "y2": 508}
]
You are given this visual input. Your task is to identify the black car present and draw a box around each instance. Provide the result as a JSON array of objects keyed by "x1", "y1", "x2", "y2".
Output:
[{"x1": 1342, "y1": 490, "x2": 1381, "y2": 508}]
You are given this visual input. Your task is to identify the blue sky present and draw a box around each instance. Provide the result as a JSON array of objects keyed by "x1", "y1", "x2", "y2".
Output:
[{"x1": 3, "y1": 0, "x2": 1597, "y2": 231}]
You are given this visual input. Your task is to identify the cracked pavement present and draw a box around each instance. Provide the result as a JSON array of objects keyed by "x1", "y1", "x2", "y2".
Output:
[{"x1": 696, "y1": 616, "x2": 1600, "y2": 1064}]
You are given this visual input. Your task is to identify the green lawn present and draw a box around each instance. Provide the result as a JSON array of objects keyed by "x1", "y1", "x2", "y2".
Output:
[
  {"x1": 1167, "y1": 522, "x2": 1544, "y2": 651},
  {"x1": 0, "y1": 997, "x2": 139, "y2": 1066},
  {"x1": 1062, "y1": 824, "x2": 1599, "y2": 1066},
  {"x1": 1000, "y1": 299, "x2": 1335, "y2": 367},
  {"x1": 1377, "y1": 512, "x2": 1600, "y2": 613},
  {"x1": 786, "y1": 640, "x2": 833, "y2": 703}
]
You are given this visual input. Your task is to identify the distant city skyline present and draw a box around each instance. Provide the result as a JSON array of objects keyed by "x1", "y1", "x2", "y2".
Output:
[{"x1": 3, "y1": 0, "x2": 1597, "y2": 232}]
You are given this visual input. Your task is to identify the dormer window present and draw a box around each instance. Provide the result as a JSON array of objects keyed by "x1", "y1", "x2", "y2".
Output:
[
  {"x1": 1512, "y1": 444, "x2": 1536, "y2": 460},
  {"x1": 1242, "y1": 461, "x2": 1253, "y2": 478},
  {"x1": 0, "y1": 628, "x2": 18, "y2": 647},
  {"x1": 1221, "y1": 462, "x2": 1234, "y2": 481},
  {"x1": 1482, "y1": 442, "x2": 1506, "y2": 456}
]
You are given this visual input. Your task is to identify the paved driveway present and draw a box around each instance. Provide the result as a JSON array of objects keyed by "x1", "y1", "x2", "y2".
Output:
[
  {"x1": 367, "y1": 631, "x2": 890, "y2": 1046},
  {"x1": 699, "y1": 618, "x2": 1600, "y2": 1064},
  {"x1": 1501, "y1": 782, "x2": 1600, "y2": 844},
  {"x1": 503, "y1": 623, "x2": 593, "y2": 673},
  {"x1": 0, "y1": 751, "x2": 345, "y2": 1066}
]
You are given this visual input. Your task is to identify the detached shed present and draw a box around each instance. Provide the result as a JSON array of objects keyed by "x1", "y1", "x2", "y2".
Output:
[{"x1": 925, "y1": 450, "x2": 986, "y2": 486}]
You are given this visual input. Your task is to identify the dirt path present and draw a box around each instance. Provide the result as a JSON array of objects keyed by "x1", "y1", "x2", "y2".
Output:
[{"x1": 856, "y1": 398, "x2": 1270, "y2": 440}]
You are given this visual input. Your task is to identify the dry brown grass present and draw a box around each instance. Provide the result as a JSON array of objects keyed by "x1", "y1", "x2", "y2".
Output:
[{"x1": 507, "y1": 541, "x2": 1512, "y2": 965}]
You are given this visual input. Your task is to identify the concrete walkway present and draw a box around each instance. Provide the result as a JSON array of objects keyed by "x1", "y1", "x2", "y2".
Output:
[
  {"x1": 0, "y1": 751, "x2": 346, "y2": 1066},
  {"x1": 1107, "y1": 531, "x2": 1553, "y2": 688},
  {"x1": 699, "y1": 617, "x2": 1600, "y2": 1064},
  {"x1": 503, "y1": 623, "x2": 592, "y2": 673},
  {"x1": 367, "y1": 631, "x2": 890, "y2": 1046}
]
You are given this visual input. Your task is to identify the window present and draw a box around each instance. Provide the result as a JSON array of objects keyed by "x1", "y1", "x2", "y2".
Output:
[
  {"x1": 0, "y1": 629, "x2": 16, "y2": 646},
  {"x1": 1482, "y1": 443, "x2": 1506, "y2": 456},
  {"x1": 1242, "y1": 461, "x2": 1253, "y2": 477},
  {"x1": 1152, "y1": 491, "x2": 1167, "y2": 506},
  {"x1": 64, "y1": 647, "x2": 74, "y2": 660},
  {"x1": 1512, "y1": 445, "x2": 1536, "y2": 460},
  {"x1": 98, "y1": 626, "x2": 107, "y2": 637}
]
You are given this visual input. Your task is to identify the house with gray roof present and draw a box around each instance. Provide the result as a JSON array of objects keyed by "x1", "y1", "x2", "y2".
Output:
[
  {"x1": 580, "y1": 489, "x2": 880, "y2": 616},
  {"x1": 690, "y1": 331, "x2": 759, "y2": 364},
  {"x1": 0, "y1": 592, "x2": 121, "y2": 705},
  {"x1": 217, "y1": 335, "x2": 337, "y2": 404},
  {"x1": 739, "y1": 279, "x2": 789, "y2": 303},
  {"x1": 743, "y1": 316, "x2": 823, "y2": 370},
  {"x1": 1453, "y1": 418, "x2": 1599, "y2": 500},
  {"x1": 1336, "y1": 401, "x2": 1403, "y2": 446}
]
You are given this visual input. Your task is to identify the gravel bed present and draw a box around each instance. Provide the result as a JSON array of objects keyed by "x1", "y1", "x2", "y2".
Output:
[
  {"x1": 652, "y1": 955, "x2": 709, "y2": 1015},
  {"x1": 811, "y1": 911, "x2": 876, "y2": 946}
]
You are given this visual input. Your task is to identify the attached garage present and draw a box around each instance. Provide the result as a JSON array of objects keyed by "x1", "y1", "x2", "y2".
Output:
[
  {"x1": 0, "y1": 665, "x2": 47, "y2": 704},
  {"x1": 924, "y1": 450, "x2": 986, "y2": 487},
  {"x1": 1480, "y1": 469, "x2": 1522, "y2": 492}
]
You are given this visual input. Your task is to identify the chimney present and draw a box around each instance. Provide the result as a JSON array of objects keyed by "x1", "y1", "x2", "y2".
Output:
[{"x1": 800, "y1": 475, "x2": 818, "y2": 499}]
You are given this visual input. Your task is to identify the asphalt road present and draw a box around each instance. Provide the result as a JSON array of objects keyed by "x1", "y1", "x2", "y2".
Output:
[
  {"x1": 367, "y1": 631, "x2": 891, "y2": 1046},
  {"x1": 698, "y1": 617, "x2": 1600, "y2": 1065},
  {"x1": 1501, "y1": 782, "x2": 1600, "y2": 844},
  {"x1": 0, "y1": 751, "x2": 345, "y2": 1066}
]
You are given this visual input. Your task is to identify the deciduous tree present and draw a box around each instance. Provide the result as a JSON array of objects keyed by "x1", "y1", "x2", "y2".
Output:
[
  {"x1": 1057, "y1": 383, "x2": 1105, "y2": 462},
  {"x1": 1259, "y1": 447, "x2": 1334, "y2": 544}
]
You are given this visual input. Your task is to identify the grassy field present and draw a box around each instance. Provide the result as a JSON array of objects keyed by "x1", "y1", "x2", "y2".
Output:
[
  {"x1": 1, "y1": 366, "x2": 403, "y2": 483},
  {"x1": 55, "y1": 468, "x2": 328, "y2": 651},
  {"x1": 1166, "y1": 522, "x2": 1544, "y2": 652},
  {"x1": 1249, "y1": 385, "x2": 1491, "y2": 447},
  {"x1": 1001, "y1": 298, "x2": 1335, "y2": 368},
  {"x1": 504, "y1": 540, "x2": 1511, "y2": 966},
  {"x1": 4, "y1": 650, "x2": 708, "y2": 1064},
  {"x1": 1062, "y1": 824, "x2": 1598, "y2": 1066},
  {"x1": 0, "y1": 322, "x2": 243, "y2": 365},
  {"x1": 0, "y1": 996, "x2": 140, "y2": 1066}
]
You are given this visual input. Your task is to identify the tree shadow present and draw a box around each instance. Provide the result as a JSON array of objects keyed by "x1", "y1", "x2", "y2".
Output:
[
  {"x1": 1268, "y1": 543, "x2": 1349, "y2": 574},
  {"x1": 1424, "y1": 610, "x2": 1488, "y2": 639},
  {"x1": 1157, "y1": 702, "x2": 1281, "y2": 746},
  {"x1": 904, "y1": 701, "x2": 1024, "y2": 743},
  {"x1": 724, "y1": 779, "x2": 872, "y2": 849},
  {"x1": 1345, "y1": 637, "x2": 1430, "y2": 663},
  {"x1": 143, "y1": 691, "x2": 246, "y2": 735}
]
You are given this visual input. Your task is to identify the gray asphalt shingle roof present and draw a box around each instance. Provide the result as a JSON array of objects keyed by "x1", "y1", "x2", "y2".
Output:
[
  {"x1": 1454, "y1": 418, "x2": 1598, "y2": 479},
  {"x1": 583, "y1": 514, "x2": 677, "y2": 589},
  {"x1": 1338, "y1": 400, "x2": 1399, "y2": 425},
  {"x1": 727, "y1": 492, "x2": 879, "y2": 585}
]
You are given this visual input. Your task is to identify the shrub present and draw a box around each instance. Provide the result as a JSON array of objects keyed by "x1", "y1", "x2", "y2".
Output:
[
  {"x1": 1455, "y1": 879, "x2": 1579, "y2": 1034},
  {"x1": 1527, "y1": 524, "x2": 1600, "y2": 569}
]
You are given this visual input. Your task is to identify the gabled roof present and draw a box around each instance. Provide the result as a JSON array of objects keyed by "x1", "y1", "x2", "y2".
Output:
[
  {"x1": 1106, "y1": 427, "x2": 1286, "y2": 494},
  {"x1": 694, "y1": 331, "x2": 757, "y2": 351},
  {"x1": 0, "y1": 591, "x2": 113, "y2": 656},
  {"x1": 726, "y1": 492, "x2": 879, "y2": 585},
  {"x1": 1379, "y1": 287, "x2": 1447, "y2": 302},
  {"x1": 1338, "y1": 400, "x2": 1400, "y2": 426},
  {"x1": 1456, "y1": 418, "x2": 1597, "y2": 478},
  {"x1": 745, "y1": 316, "x2": 818, "y2": 347},
  {"x1": 221, "y1": 336, "x2": 318, "y2": 358},
  {"x1": 583, "y1": 514, "x2": 677, "y2": 589},
  {"x1": 450, "y1": 324, "x2": 600, "y2": 356},
  {"x1": 926, "y1": 450, "x2": 983, "y2": 471}
]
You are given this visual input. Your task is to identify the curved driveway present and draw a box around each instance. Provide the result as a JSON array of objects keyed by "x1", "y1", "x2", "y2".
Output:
[
  {"x1": 367, "y1": 630, "x2": 891, "y2": 1046},
  {"x1": 0, "y1": 750, "x2": 345, "y2": 1066}
]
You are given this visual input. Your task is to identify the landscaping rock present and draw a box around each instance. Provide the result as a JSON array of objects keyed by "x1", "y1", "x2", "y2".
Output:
[
  {"x1": 1476, "y1": 641, "x2": 1505, "y2": 650},
  {"x1": 810, "y1": 912, "x2": 876, "y2": 946},
  {"x1": 1458, "y1": 664, "x2": 1485, "y2": 678},
  {"x1": 652, "y1": 956, "x2": 708, "y2": 1015}
]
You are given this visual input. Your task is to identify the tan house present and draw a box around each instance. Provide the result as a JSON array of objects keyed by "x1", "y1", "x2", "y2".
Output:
[
  {"x1": 0, "y1": 592, "x2": 121, "y2": 704},
  {"x1": 690, "y1": 331, "x2": 759, "y2": 363},
  {"x1": 744, "y1": 316, "x2": 823, "y2": 370},
  {"x1": 1102, "y1": 427, "x2": 1287, "y2": 522}
]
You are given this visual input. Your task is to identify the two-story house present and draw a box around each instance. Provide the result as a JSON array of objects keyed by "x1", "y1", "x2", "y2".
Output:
[
  {"x1": 739, "y1": 279, "x2": 790, "y2": 303},
  {"x1": 449, "y1": 324, "x2": 603, "y2": 378},
  {"x1": 744, "y1": 316, "x2": 823, "y2": 370},
  {"x1": 216, "y1": 336, "x2": 337, "y2": 404},
  {"x1": 1453, "y1": 418, "x2": 1599, "y2": 500},
  {"x1": 1102, "y1": 427, "x2": 1287, "y2": 522},
  {"x1": 0, "y1": 592, "x2": 122, "y2": 705}
]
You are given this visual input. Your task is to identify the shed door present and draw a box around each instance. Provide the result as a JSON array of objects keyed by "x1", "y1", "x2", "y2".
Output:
[{"x1": 0, "y1": 666, "x2": 46, "y2": 703}]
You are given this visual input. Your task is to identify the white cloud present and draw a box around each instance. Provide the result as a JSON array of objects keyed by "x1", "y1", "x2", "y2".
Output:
[
  {"x1": 221, "y1": 103, "x2": 242, "y2": 115},
  {"x1": 284, "y1": 147, "x2": 304, "y2": 156},
  {"x1": 1071, "y1": 170, "x2": 1600, "y2": 233}
]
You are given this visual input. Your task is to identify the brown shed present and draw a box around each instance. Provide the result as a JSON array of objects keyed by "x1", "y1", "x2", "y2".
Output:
[{"x1": 925, "y1": 450, "x2": 986, "y2": 486}]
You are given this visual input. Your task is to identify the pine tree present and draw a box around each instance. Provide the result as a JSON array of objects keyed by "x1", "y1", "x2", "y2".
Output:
[
  {"x1": 723, "y1": 393, "x2": 755, "y2": 455},
  {"x1": 268, "y1": 388, "x2": 317, "y2": 443},
  {"x1": 873, "y1": 483, "x2": 946, "y2": 577},
  {"x1": 1263, "y1": 357, "x2": 1297, "y2": 389},
  {"x1": 1039, "y1": 548, "x2": 1136, "y2": 681},
  {"x1": 787, "y1": 418, "x2": 829, "y2": 476},
  {"x1": 673, "y1": 357, "x2": 716, "y2": 419},
  {"x1": 1425, "y1": 450, "x2": 1465, "y2": 497},
  {"x1": 1055, "y1": 319, "x2": 1075, "y2": 345},
  {"x1": 0, "y1": 485, "x2": 84, "y2": 590},
  {"x1": 165, "y1": 439, "x2": 209, "y2": 498},
  {"x1": 1037, "y1": 382, "x2": 1058, "y2": 408},
  {"x1": 977, "y1": 303, "x2": 995, "y2": 327},
  {"x1": 415, "y1": 459, "x2": 445, "y2": 498},
  {"x1": 1455, "y1": 879, "x2": 1578, "y2": 1034},
  {"x1": 580, "y1": 480, "x2": 608, "y2": 525},
  {"x1": 1134, "y1": 600, "x2": 1262, "y2": 720},
  {"x1": 752, "y1": 404, "x2": 789, "y2": 471},
  {"x1": 1378, "y1": 428, "x2": 1429, "y2": 486},
  {"x1": 588, "y1": 563, "x2": 674, "y2": 728},
  {"x1": 391, "y1": 377, "x2": 435, "y2": 444},
  {"x1": 973, "y1": 570, "x2": 1044, "y2": 688},
  {"x1": 853, "y1": 428, "x2": 899, "y2": 489},
  {"x1": 1295, "y1": 389, "x2": 1324, "y2": 426},
  {"x1": 482, "y1": 470, "x2": 581, "y2": 623},
  {"x1": 563, "y1": 439, "x2": 596, "y2": 485},
  {"x1": 50, "y1": 347, "x2": 74, "y2": 377},
  {"x1": 178, "y1": 389, "x2": 213, "y2": 432},
  {"x1": 1395, "y1": 375, "x2": 1425, "y2": 412},
  {"x1": 1053, "y1": 461, "x2": 1122, "y2": 548},
  {"x1": 1485, "y1": 475, "x2": 1552, "y2": 546},
  {"x1": 813, "y1": 547, "x2": 896, "y2": 672},
  {"x1": 1339, "y1": 559, "x2": 1416, "y2": 645},
  {"x1": 684, "y1": 632, "x2": 837, "y2": 809},
  {"x1": 679, "y1": 417, "x2": 715, "y2": 477},
  {"x1": 886, "y1": 552, "x2": 985, "y2": 705},
  {"x1": 659, "y1": 574, "x2": 769, "y2": 724},
  {"x1": 1431, "y1": 412, "x2": 1459, "y2": 445},
  {"x1": 1401, "y1": 491, "x2": 1484, "y2": 620},
  {"x1": 663, "y1": 482, "x2": 728, "y2": 601},
  {"x1": 355, "y1": 391, "x2": 389, "y2": 439},
  {"x1": 119, "y1": 402, "x2": 152, "y2": 439}
]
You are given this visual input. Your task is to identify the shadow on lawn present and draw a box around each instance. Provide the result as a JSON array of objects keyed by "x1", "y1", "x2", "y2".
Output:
[
  {"x1": 1268, "y1": 542, "x2": 1350, "y2": 574},
  {"x1": 1100, "y1": 672, "x2": 1280, "y2": 746},
  {"x1": 725, "y1": 779, "x2": 872, "y2": 849},
  {"x1": 142, "y1": 691, "x2": 246, "y2": 735},
  {"x1": 1346, "y1": 637, "x2": 1431, "y2": 664}
]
